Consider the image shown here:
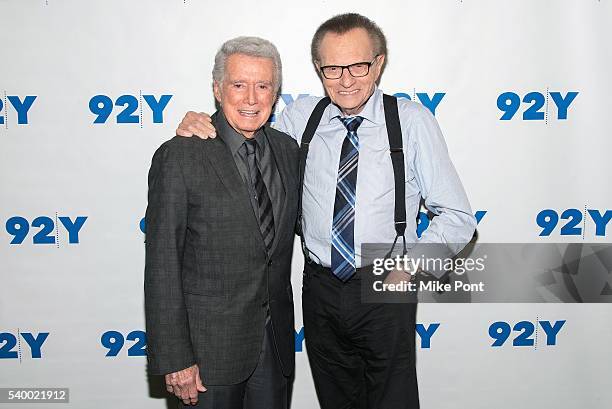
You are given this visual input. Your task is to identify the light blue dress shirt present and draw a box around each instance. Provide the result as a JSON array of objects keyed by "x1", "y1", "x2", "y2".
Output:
[{"x1": 275, "y1": 87, "x2": 476, "y2": 268}]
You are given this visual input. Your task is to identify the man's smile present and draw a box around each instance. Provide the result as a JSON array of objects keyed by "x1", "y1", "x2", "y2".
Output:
[{"x1": 238, "y1": 109, "x2": 260, "y2": 117}]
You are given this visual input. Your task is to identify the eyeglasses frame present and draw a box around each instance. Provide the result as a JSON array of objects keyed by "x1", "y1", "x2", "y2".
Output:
[{"x1": 318, "y1": 55, "x2": 381, "y2": 80}]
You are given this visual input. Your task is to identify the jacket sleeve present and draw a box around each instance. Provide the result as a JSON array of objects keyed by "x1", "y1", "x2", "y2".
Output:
[{"x1": 144, "y1": 141, "x2": 195, "y2": 375}]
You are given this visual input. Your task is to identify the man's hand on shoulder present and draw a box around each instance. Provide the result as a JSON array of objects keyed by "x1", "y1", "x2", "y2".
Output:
[
  {"x1": 176, "y1": 111, "x2": 217, "y2": 139},
  {"x1": 165, "y1": 363, "x2": 207, "y2": 405}
]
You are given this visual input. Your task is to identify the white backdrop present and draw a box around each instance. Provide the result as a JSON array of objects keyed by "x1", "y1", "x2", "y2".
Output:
[{"x1": 1, "y1": 1, "x2": 611, "y2": 408}]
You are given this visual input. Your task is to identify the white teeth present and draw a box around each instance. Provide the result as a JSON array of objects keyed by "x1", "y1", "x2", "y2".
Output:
[
  {"x1": 238, "y1": 110, "x2": 258, "y2": 116},
  {"x1": 338, "y1": 90, "x2": 358, "y2": 95}
]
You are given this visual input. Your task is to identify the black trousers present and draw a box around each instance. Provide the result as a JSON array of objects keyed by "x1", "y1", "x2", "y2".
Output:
[
  {"x1": 302, "y1": 261, "x2": 419, "y2": 409},
  {"x1": 179, "y1": 317, "x2": 290, "y2": 409}
]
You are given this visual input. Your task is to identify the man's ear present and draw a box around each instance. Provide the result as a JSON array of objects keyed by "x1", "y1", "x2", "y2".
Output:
[
  {"x1": 213, "y1": 81, "x2": 222, "y2": 103},
  {"x1": 377, "y1": 54, "x2": 386, "y2": 68},
  {"x1": 374, "y1": 54, "x2": 386, "y2": 80}
]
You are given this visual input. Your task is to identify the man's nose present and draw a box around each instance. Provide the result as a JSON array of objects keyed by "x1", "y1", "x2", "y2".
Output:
[
  {"x1": 339, "y1": 69, "x2": 355, "y2": 87},
  {"x1": 246, "y1": 85, "x2": 257, "y2": 105}
]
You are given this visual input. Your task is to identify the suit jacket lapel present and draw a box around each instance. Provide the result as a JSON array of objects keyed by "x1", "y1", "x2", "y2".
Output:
[
  {"x1": 204, "y1": 138, "x2": 248, "y2": 201},
  {"x1": 203, "y1": 116, "x2": 292, "y2": 257},
  {"x1": 202, "y1": 115, "x2": 263, "y2": 242}
]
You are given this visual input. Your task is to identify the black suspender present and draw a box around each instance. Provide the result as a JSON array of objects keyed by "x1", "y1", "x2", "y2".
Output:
[
  {"x1": 297, "y1": 97, "x2": 331, "y2": 259},
  {"x1": 382, "y1": 93, "x2": 407, "y2": 255},
  {"x1": 297, "y1": 94, "x2": 407, "y2": 259},
  {"x1": 382, "y1": 94, "x2": 407, "y2": 239}
]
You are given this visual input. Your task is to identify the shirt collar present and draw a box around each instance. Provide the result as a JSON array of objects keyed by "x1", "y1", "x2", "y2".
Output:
[
  {"x1": 324, "y1": 86, "x2": 384, "y2": 125},
  {"x1": 216, "y1": 109, "x2": 266, "y2": 156}
]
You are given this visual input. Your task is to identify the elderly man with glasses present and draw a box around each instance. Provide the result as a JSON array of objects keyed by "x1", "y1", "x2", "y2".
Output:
[{"x1": 176, "y1": 13, "x2": 476, "y2": 409}]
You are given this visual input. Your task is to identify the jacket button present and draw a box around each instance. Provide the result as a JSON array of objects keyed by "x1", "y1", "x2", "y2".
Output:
[
  {"x1": 268, "y1": 259, "x2": 273, "y2": 266},
  {"x1": 261, "y1": 300, "x2": 268, "y2": 307}
]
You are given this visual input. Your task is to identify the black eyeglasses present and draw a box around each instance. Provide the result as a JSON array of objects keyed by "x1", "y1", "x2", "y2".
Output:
[{"x1": 319, "y1": 55, "x2": 380, "y2": 79}]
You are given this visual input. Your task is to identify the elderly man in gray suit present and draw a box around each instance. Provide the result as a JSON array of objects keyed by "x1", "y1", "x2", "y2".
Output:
[{"x1": 144, "y1": 36, "x2": 299, "y2": 409}]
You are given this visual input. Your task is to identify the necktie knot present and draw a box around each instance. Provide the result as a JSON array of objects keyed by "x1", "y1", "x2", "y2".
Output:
[
  {"x1": 340, "y1": 116, "x2": 363, "y2": 133},
  {"x1": 244, "y1": 138, "x2": 257, "y2": 156}
]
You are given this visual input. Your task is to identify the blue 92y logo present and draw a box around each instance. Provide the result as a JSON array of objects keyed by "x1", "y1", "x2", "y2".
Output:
[
  {"x1": 0, "y1": 331, "x2": 49, "y2": 359},
  {"x1": 489, "y1": 320, "x2": 565, "y2": 347},
  {"x1": 295, "y1": 323, "x2": 440, "y2": 352},
  {"x1": 536, "y1": 209, "x2": 611, "y2": 237},
  {"x1": 417, "y1": 210, "x2": 486, "y2": 238},
  {"x1": 270, "y1": 91, "x2": 445, "y2": 123},
  {"x1": 89, "y1": 93, "x2": 172, "y2": 124},
  {"x1": 5, "y1": 216, "x2": 87, "y2": 245},
  {"x1": 101, "y1": 330, "x2": 147, "y2": 357},
  {"x1": 0, "y1": 95, "x2": 37, "y2": 126},
  {"x1": 144, "y1": 211, "x2": 487, "y2": 239},
  {"x1": 497, "y1": 91, "x2": 578, "y2": 121},
  {"x1": 393, "y1": 92, "x2": 445, "y2": 116}
]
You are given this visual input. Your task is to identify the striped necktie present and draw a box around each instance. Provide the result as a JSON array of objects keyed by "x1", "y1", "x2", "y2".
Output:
[
  {"x1": 244, "y1": 139, "x2": 275, "y2": 253},
  {"x1": 331, "y1": 116, "x2": 363, "y2": 281}
]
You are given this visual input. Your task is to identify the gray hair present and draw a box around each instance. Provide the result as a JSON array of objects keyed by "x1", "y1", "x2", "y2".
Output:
[
  {"x1": 311, "y1": 13, "x2": 387, "y2": 63},
  {"x1": 212, "y1": 36, "x2": 282, "y2": 93}
]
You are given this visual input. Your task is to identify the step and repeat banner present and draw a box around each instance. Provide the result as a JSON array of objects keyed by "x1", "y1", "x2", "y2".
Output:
[{"x1": 1, "y1": 1, "x2": 611, "y2": 408}]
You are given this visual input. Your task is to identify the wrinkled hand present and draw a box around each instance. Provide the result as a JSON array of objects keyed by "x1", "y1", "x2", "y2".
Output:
[
  {"x1": 383, "y1": 268, "x2": 415, "y2": 290},
  {"x1": 176, "y1": 111, "x2": 217, "y2": 139},
  {"x1": 165, "y1": 364, "x2": 207, "y2": 405}
]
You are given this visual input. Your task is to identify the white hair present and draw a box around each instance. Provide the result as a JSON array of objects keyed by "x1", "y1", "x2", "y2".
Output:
[{"x1": 212, "y1": 36, "x2": 282, "y2": 93}]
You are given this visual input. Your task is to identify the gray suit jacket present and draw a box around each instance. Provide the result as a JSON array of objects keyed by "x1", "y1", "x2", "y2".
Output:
[{"x1": 144, "y1": 119, "x2": 299, "y2": 385}]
